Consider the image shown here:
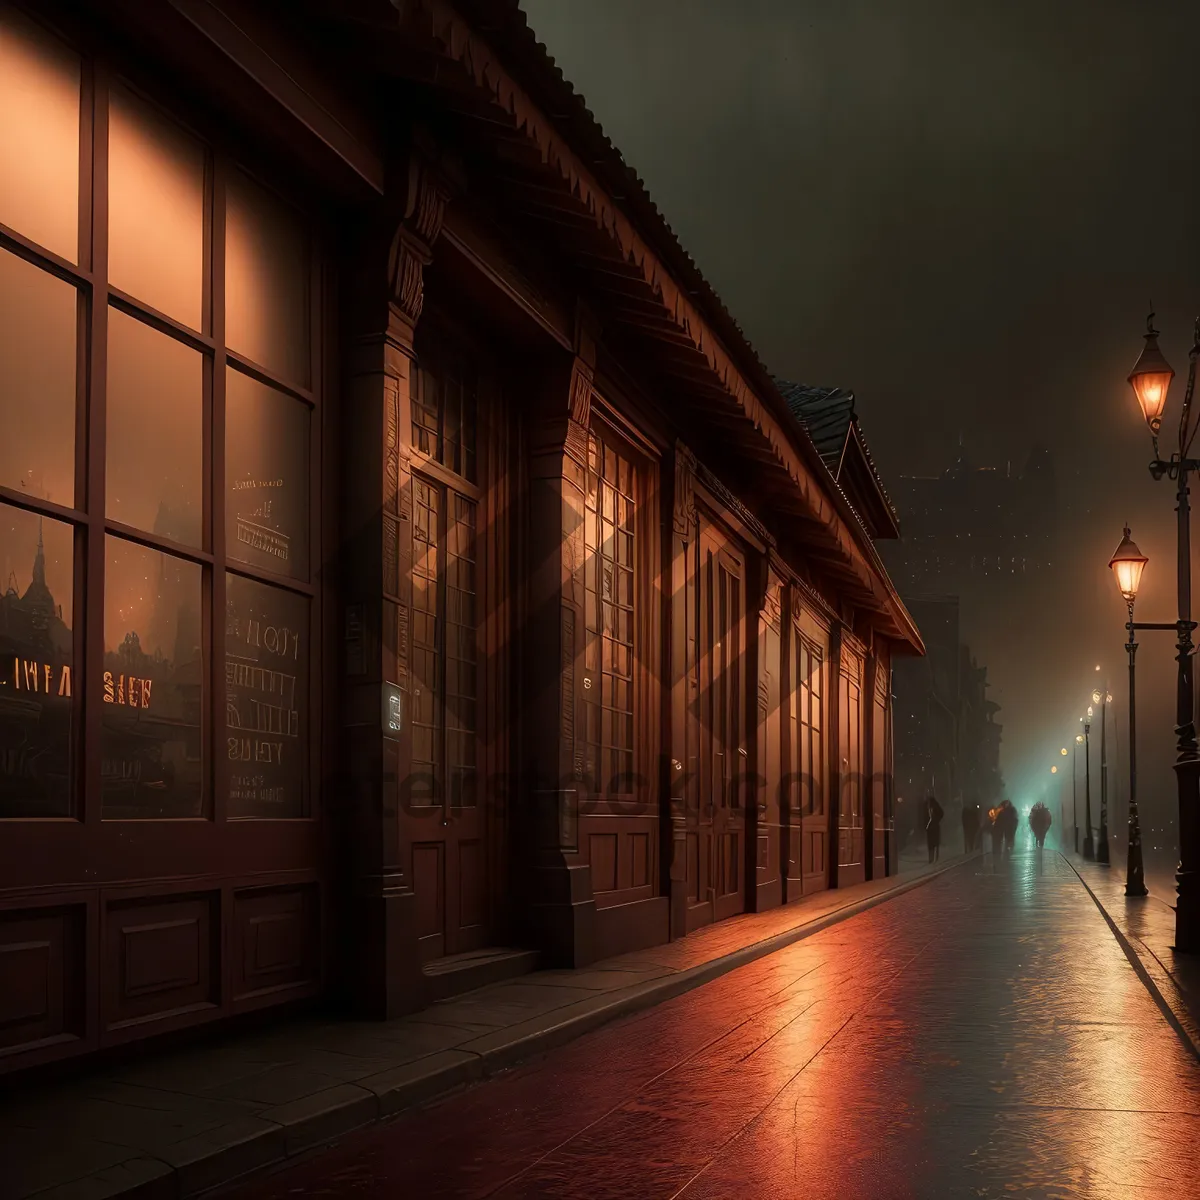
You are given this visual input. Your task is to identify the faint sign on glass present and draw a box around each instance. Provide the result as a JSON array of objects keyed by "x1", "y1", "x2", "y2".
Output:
[
  {"x1": 226, "y1": 367, "x2": 309, "y2": 580},
  {"x1": 226, "y1": 573, "x2": 308, "y2": 817}
]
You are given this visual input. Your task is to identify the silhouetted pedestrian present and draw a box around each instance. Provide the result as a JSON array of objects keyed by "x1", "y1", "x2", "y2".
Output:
[
  {"x1": 925, "y1": 795, "x2": 944, "y2": 863},
  {"x1": 1029, "y1": 802, "x2": 1052, "y2": 848},
  {"x1": 962, "y1": 803, "x2": 980, "y2": 853},
  {"x1": 998, "y1": 800, "x2": 1018, "y2": 853}
]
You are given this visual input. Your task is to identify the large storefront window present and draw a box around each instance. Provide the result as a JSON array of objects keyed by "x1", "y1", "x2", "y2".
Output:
[
  {"x1": 0, "y1": 5, "x2": 317, "y2": 822},
  {"x1": 582, "y1": 431, "x2": 636, "y2": 795},
  {"x1": 410, "y1": 342, "x2": 479, "y2": 808}
]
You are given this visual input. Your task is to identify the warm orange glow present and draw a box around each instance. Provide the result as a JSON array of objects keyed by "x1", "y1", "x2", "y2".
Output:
[
  {"x1": 1093, "y1": 689, "x2": 1102, "y2": 704},
  {"x1": 1128, "y1": 317, "x2": 1175, "y2": 433},
  {"x1": 1060, "y1": 747, "x2": 1068, "y2": 755},
  {"x1": 0, "y1": 7, "x2": 81, "y2": 262},
  {"x1": 1051, "y1": 765, "x2": 1058, "y2": 774},
  {"x1": 1109, "y1": 526, "x2": 1148, "y2": 603},
  {"x1": 1076, "y1": 734, "x2": 1084, "y2": 743}
]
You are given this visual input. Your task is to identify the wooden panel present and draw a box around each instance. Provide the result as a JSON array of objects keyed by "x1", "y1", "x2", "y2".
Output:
[
  {"x1": 0, "y1": 905, "x2": 84, "y2": 1056},
  {"x1": 458, "y1": 839, "x2": 484, "y2": 929},
  {"x1": 629, "y1": 832, "x2": 650, "y2": 889},
  {"x1": 104, "y1": 893, "x2": 218, "y2": 1030},
  {"x1": 412, "y1": 842, "x2": 444, "y2": 962},
  {"x1": 686, "y1": 832, "x2": 700, "y2": 902},
  {"x1": 590, "y1": 832, "x2": 618, "y2": 893},
  {"x1": 231, "y1": 883, "x2": 318, "y2": 1003}
]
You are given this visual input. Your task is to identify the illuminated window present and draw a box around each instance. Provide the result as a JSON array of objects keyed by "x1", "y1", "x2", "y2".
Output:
[
  {"x1": 0, "y1": 17, "x2": 320, "y2": 820},
  {"x1": 581, "y1": 430, "x2": 636, "y2": 793},
  {"x1": 410, "y1": 338, "x2": 479, "y2": 809}
]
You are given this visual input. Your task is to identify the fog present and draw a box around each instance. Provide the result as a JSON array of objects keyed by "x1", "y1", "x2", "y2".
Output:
[{"x1": 520, "y1": 0, "x2": 1200, "y2": 853}]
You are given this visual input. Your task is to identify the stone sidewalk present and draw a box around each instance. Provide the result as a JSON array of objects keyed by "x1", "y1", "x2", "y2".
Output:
[
  {"x1": 1067, "y1": 854, "x2": 1200, "y2": 1061},
  {"x1": 0, "y1": 855, "x2": 964, "y2": 1200}
]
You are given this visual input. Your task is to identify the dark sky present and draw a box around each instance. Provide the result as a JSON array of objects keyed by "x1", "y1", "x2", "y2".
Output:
[{"x1": 521, "y1": 0, "x2": 1200, "y2": 834}]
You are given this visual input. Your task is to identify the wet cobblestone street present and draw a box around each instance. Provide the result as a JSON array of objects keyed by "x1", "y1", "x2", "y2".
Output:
[{"x1": 228, "y1": 852, "x2": 1200, "y2": 1199}]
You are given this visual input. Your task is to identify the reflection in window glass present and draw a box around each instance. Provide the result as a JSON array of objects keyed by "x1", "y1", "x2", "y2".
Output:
[
  {"x1": 106, "y1": 308, "x2": 203, "y2": 547},
  {"x1": 226, "y1": 367, "x2": 309, "y2": 580},
  {"x1": 101, "y1": 536, "x2": 204, "y2": 818},
  {"x1": 0, "y1": 248, "x2": 77, "y2": 505},
  {"x1": 0, "y1": 7, "x2": 80, "y2": 262},
  {"x1": 108, "y1": 85, "x2": 205, "y2": 329},
  {"x1": 225, "y1": 573, "x2": 308, "y2": 818},
  {"x1": 0, "y1": 504, "x2": 73, "y2": 817},
  {"x1": 225, "y1": 170, "x2": 309, "y2": 386}
]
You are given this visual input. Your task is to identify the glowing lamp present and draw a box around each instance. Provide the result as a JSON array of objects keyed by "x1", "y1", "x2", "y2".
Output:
[
  {"x1": 1092, "y1": 689, "x2": 1102, "y2": 705},
  {"x1": 1060, "y1": 747, "x2": 1068, "y2": 755},
  {"x1": 1128, "y1": 313, "x2": 1175, "y2": 434},
  {"x1": 1051, "y1": 765, "x2": 1058, "y2": 774},
  {"x1": 1109, "y1": 526, "x2": 1148, "y2": 604},
  {"x1": 1076, "y1": 734, "x2": 1084, "y2": 743},
  {"x1": 1087, "y1": 705, "x2": 1093, "y2": 718}
]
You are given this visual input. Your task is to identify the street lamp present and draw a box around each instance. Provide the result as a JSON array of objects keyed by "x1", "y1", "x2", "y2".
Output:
[
  {"x1": 1091, "y1": 684, "x2": 1113, "y2": 865},
  {"x1": 1074, "y1": 732, "x2": 1084, "y2": 853},
  {"x1": 1110, "y1": 525, "x2": 1152, "y2": 896},
  {"x1": 1083, "y1": 706, "x2": 1094, "y2": 860},
  {"x1": 1125, "y1": 311, "x2": 1200, "y2": 946}
]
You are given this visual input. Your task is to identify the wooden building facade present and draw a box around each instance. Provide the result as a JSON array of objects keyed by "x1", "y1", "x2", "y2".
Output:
[{"x1": 0, "y1": 0, "x2": 922, "y2": 1076}]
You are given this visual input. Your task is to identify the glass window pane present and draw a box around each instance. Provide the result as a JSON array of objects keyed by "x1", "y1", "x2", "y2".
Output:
[
  {"x1": 106, "y1": 308, "x2": 203, "y2": 547},
  {"x1": 0, "y1": 504, "x2": 73, "y2": 817},
  {"x1": 225, "y1": 572, "x2": 308, "y2": 818},
  {"x1": 0, "y1": 247, "x2": 76, "y2": 504},
  {"x1": 226, "y1": 367, "x2": 309, "y2": 580},
  {"x1": 101, "y1": 536, "x2": 204, "y2": 818},
  {"x1": 0, "y1": 8, "x2": 79, "y2": 262},
  {"x1": 108, "y1": 85, "x2": 205, "y2": 328},
  {"x1": 225, "y1": 170, "x2": 309, "y2": 386}
]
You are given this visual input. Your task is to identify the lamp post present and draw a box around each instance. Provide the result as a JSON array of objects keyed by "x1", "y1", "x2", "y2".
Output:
[
  {"x1": 1074, "y1": 733, "x2": 1084, "y2": 853},
  {"x1": 1124, "y1": 312, "x2": 1200, "y2": 946},
  {"x1": 1083, "y1": 707, "x2": 1094, "y2": 860},
  {"x1": 1092, "y1": 685, "x2": 1113, "y2": 864},
  {"x1": 1109, "y1": 525, "x2": 1150, "y2": 896}
]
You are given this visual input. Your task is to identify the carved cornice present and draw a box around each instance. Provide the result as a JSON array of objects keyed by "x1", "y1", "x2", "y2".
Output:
[
  {"x1": 388, "y1": 151, "x2": 454, "y2": 327},
  {"x1": 673, "y1": 442, "x2": 697, "y2": 537},
  {"x1": 692, "y1": 456, "x2": 774, "y2": 550},
  {"x1": 564, "y1": 355, "x2": 594, "y2": 466}
]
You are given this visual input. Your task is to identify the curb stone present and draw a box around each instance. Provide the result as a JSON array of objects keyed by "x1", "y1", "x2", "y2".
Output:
[
  {"x1": 25, "y1": 856, "x2": 973, "y2": 1200},
  {"x1": 1063, "y1": 853, "x2": 1200, "y2": 1064}
]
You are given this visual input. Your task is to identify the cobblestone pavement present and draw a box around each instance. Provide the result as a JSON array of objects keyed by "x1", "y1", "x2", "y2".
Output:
[{"x1": 226, "y1": 851, "x2": 1200, "y2": 1199}]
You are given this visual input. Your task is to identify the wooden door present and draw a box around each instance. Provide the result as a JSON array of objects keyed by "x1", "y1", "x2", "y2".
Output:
[
  {"x1": 795, "y1": 633, "x2": 829, "y2": 894},
  {"x1": 837, "y1": 650, "x2": 865, "y2": 884},
  {"x1": 870, "y1": 671, "x2": 888, "y2": 880},
  {"x1": 407, "y1": 337, "x2": 503, "y2": 964},
  {"x1": 693, "y1": 528, "x2": 746, "y2": 926}
]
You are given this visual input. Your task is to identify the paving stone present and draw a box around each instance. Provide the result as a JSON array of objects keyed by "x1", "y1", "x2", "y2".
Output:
[
  {"x1": 260, "y1": 1084, "x2": 378, "y2": 1155},
  {"x1": 2, "y1": 857, "x2": 954, "y2": 1199},
  {"x1": 217, "y1": 850, "x2": 1200, "y2": 1200}
]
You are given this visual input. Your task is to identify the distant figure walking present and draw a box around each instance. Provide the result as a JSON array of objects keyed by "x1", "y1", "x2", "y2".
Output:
[
  {"x1": 925, "y1": 795, "x2": 944, "y2": 863},
  {"x1": 962, "y1": 803, "x2": 980, "y2": 853},
  {"x1": 1029, "y1": 802, "x2": 1052, "y2": 848},
  {"x1": 998, "y1": 800, "x2": 1018, "y2": 853}
]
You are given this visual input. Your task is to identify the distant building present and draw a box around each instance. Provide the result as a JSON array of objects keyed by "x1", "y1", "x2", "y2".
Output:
[
  {"x1": 891, "y1": 595, "x2": 1003, "y2": 844},
  {"x1": 880, "y1": 443, "x2": 1057, "y2": 596}
]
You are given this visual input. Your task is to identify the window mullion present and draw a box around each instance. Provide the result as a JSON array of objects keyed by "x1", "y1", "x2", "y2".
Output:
[
  {"x1": 210, "y1": 150, "x2": 227, "y2": 825},
  {"x1": 81, "y1": 62, "x2": 109, "y2": 828},
  {"x1": 437, "y1": 481, "x2": 450, "y2": 816}
]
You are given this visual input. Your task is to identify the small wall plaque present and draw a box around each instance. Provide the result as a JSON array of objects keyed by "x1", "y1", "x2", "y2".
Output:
[{"x1": 382, "y1": 683, "x2": 403, "y2": 734}]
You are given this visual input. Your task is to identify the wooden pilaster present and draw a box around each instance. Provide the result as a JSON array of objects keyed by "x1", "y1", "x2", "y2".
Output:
[
  {"x1": 520, "y1": 309, "x2": 602, "y2": 966},
  {"x1": 340, "y1": 143, "x2": 452, "y2": 1017}
]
